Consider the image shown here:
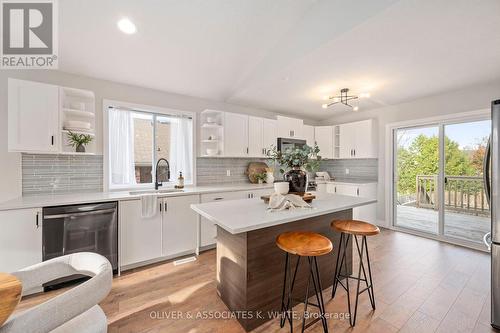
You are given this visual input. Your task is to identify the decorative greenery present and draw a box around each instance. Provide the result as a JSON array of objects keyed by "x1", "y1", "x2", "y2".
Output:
[
  {"x1": 268, "y1": 144, "x2": 321, "y2": 175},
  {"x1": 66, "y1": 131, "x2": 93, "y2": 148},
  {"x1": 254, "y1": 172, "x2": 267, "y2": 182}
]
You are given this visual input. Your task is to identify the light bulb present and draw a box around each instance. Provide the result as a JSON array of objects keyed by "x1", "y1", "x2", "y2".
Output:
[
  {"x1": 321, "y1": 104, "x2": 328, "y2": 109},
  {"x1": 353, "y1": 106, "x2": 359, "y2": 111},
  {"x1": 117, "y1": 18, "x2": 137, "y2": 34},
  {"x1": 332, "y1": 97, "x2": 340, "y2": 102}
]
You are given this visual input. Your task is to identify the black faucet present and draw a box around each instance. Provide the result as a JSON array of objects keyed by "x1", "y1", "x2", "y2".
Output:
[{"x1": 155, "y1": 158, "x2": 171, "y2": 190}]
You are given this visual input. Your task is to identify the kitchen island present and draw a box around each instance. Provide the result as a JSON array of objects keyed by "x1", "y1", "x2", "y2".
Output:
[{"x1": 191, "y1": 193, "x2": 377, "y2": 331}]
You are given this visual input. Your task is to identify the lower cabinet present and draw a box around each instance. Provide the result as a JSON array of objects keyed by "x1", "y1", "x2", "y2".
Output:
[
  {"x1": 161, "y1": 195, "x2": 199, "y2": 257},
  {"x1": 120, "y1": 199, "x2": 163, "y2": 267},
  {"x1": 120, "y1": 194, "x2": 200, "y2": 268},
  {"x1": 327, "y1": 182, "x2": 377, "y2": 222},
  {"x1": 0, "y1": 208, "x2": 42, "y2": 273}
]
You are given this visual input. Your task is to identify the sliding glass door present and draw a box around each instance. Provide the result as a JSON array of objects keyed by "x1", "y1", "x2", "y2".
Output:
[{"x1": 393, "y1": 118, "x2": 491, "y2": 246}]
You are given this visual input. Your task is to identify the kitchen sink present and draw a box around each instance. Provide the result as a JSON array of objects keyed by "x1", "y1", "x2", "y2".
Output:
[{"x1": 129, "y1": 188, "x2": 184, "y2": 195}]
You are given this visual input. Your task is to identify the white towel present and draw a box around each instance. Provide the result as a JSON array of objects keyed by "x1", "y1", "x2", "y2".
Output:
[
  {"x1": 267, "y1": 193, "x2": 311, "y2": 212},
  {"x1": 141, "y1": 194, "x2": 158, "y2": 218}
]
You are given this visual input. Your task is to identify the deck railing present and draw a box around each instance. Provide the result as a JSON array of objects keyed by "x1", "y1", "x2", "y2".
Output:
[{"x1": 415, "y1": 175, "x2": 489, "y2": 215}]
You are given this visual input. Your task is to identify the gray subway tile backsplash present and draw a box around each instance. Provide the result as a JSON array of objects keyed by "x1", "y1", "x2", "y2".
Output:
[
  {"x1": 22, "y1": 154, "x2": 103, "y2": 196},
  {"x1": 21, "y1": 154, "x2": 377, "y2": 195}
]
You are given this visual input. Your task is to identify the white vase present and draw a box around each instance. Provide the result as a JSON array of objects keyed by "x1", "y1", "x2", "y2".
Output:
[{"x1": 266, "y1": 172, "x2": 275, "y2": 184}]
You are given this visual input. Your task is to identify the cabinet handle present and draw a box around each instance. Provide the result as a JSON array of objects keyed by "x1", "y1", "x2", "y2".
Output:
[
  {"x1": 290, "y1": 130, "x2": 294, "y2": 137},
  {"x1": 354, "y1": 149, "x2": 356, "y2": 157},
  {"x1": 213, "y1": 197, "x2": 223, "y2": 201},
  {"x1": 35, "y1": 211, "x2": 40, "y2": 228},
  {"x1": 164, "y1": 202, "x2": 168, "y2": 212},
  {"x1": 160, "y1": 202, "x2": 162, "y2": 212},
  {"x1": 357, "y1": 188, "x2": 360, "y2": 196},
  {"x1": 51, "y1": 135, "x2": 54, "y2": 146},
  {"x1": 246, "y1": 147, "x2": 249, "y2": 154},
  {"x1": 334, "y1": 186, "x2": 337, "y2": 193}
]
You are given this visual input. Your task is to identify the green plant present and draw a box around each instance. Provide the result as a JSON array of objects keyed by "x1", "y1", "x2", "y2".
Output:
[
  {"x1": 268, "y1": 144, "x2": 321, "y2": 175},
  {"x1": 67, "y1": 131, "x2": 93, "y2": 148},
  {"x1": 254, "y1": 172, "x2": 267, "y2": 182}
]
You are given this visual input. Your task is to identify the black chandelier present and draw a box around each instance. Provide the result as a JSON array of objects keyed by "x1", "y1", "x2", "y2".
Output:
[{"x1": 322, "y1": 88, "x2": 360, "y2": 111}]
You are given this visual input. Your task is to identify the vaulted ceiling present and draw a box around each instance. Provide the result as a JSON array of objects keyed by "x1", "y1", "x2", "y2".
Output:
[{"x1": 59, "y1": 0, "x2": 500, "y2": 120}]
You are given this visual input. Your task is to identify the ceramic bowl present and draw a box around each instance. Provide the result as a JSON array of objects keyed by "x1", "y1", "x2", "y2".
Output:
[{"x1": 274, "y1": 182, "x2": 289, "y2": 195}]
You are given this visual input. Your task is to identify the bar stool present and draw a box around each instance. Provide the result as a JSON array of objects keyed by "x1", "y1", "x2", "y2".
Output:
[
  {"x1": 330, "y1": 220, "x2": 379, "y2": 327},
  {"x1": 276, "y1": 231, "x2": 333, "y2": 333}
]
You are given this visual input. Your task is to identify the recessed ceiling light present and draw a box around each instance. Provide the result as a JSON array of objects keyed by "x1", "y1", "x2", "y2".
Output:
[{"x1": 117, "y1": 17, "x2": 136, "y2": 34}]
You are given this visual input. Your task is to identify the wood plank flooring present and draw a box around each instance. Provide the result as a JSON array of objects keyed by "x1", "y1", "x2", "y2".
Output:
[{"x1": 16, "y1": 229, "x2": 496, "y2": 333}]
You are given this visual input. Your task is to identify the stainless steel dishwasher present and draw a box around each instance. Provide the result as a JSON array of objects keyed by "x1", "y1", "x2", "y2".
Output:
[{"x1": 42, "y1": 202, "x2": 118, "y2": 272}]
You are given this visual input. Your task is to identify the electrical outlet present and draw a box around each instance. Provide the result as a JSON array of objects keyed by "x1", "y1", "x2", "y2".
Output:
[
  {"x1": 345, "y1": 168, "x2": 350, "y2": 175},
  {"x1": 226, "y1": 169, "x2": 231, "y2": 177}
]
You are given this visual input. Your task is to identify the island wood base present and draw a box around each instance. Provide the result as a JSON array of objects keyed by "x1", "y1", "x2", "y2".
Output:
[{"x1": 216, "y1": 209, "x2": 353, "y2": 331}]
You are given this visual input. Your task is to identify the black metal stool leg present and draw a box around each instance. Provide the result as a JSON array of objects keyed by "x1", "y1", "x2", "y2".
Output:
[
  {"x1": 342, "y1": 234, "x2": 353, "y2": 327},
  {"x1": 313, "y1": 257, "x2": 329, "y2": 333},
  {"x1": 281, "y1": 254, "x2": 301, "y2": 331},
  {"x1": 352, "y1": 235, "x2": 365, "y2": 326},
  {"x1": 301, "y1": 258, "x2": 312, "y2": 333},
  {"x1": 280, "y1": 252, "x2": 289, "y2": 328},
  {"x1": 331, "y1": 232, "x2": 343, "y2": 298},
  {"x1": 364, "y1": 236, "x2": 376, "y2": 309}
]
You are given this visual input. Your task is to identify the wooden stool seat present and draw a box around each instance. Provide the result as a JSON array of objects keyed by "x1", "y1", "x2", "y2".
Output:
[
  {"x1": 331, "y1": 220, "x2": 380, "y2": 236},
  {"x1": 0, "y1": 273, "x2": 22, "y2": 327},
  {"x1": 276, "y1": 231, "x2": 333, "y2": 257}
]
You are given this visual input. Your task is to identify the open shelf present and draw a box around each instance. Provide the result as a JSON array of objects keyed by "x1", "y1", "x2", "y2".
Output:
[
  {"x1": 63, "y1": 108, "x2": 95, "y2": 118},
  {"x1": 62, "y1": 129, "x2": 95, "y2": 136}
]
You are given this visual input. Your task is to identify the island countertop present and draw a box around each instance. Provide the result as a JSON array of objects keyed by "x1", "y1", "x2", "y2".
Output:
[{"x1": 191, "y1": 193, "x2": 376, "y2": 234}]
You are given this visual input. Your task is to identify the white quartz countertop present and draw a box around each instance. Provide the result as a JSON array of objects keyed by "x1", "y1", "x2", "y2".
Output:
[
  {"x1": 191, "y1": 193, "x2": 376, "y2": 234},
  {"x1": 0, "y1": 183, "x2": 274, "y2": 211}
]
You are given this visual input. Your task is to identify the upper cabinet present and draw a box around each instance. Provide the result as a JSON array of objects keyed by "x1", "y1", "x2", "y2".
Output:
[
  {"x1": 315, "y1": 126, "x2": 334, "y2": 159},
  {"x1": 277, "y1": 115, "x2": 303, "y2": 139},
  {"x1": 8, "y1": 78, "x2": 96, "y2": 155},
  {"x1": 8, "y1": 79, "x2": 59, "y2": 153},
  {"x1": 248, "y1": 116, "x2": 264, "y2": 157},
  {"x1": 302, "y1": 125, "x2": 315, "y2": 147},
  {"x1": 224, "y1": 112, "x2": 249, "y2": 157},
  {"x1": 262, "y1": 118, "x2": 278, "y2": 155},
  {"x1": 338, "y1": 119, "x2": 377, "y2": 159}
]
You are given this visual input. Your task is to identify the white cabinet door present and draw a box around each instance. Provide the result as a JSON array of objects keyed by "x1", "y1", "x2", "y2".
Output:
[
  {"x1": 277, "y1": 116, "x2": 303, "y2": 139},
  {"x1": 315, "y1": 126, "x2": 333, "y2": 159},
  {"x1": 162, "y1": 195, "x2": 199, "y2": 257},
  {"x1": 303, "y1": 125, "x2": 315, "y2": 147},
  {"x1": 353, "y1": 119, "x2": 377, "y2": 158},
  {"x1": 248, "y1": 116, "x2": 264, "y2": 157},
  {"x1": 242, "y1": 188, "x2": 273, "y2": 199},
  {"x1": 224, "y1": 112, "x2": 249, "y2": 157},
  {"x1": 200, "y1": 191, "x2": 243, "y2": 247},
  {"x1": 0, "y1": 208, "x2": 42, "y2": 273},
  {"x1": 338, "y1": 122, "x2": 355, "y2": 159},
  {"x1": 8, "y1": 79, "x2": 59, "y2": 153},
  {"x1": 263, "y1": 118, "x2": 278, "y2": 154},
  {"x1": 120, "y1": 199, "x2": 162, "y2": 267}
]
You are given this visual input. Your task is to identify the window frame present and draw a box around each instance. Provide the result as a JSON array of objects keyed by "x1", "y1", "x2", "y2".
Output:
[{"x1": 103, "y1": 99, "x2": 196, "y2": 191}]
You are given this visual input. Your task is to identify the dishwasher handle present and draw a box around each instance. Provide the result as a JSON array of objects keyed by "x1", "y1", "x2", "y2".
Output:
[{"x1": 43, "y1": 208, "x2": 116, "y2": 219}]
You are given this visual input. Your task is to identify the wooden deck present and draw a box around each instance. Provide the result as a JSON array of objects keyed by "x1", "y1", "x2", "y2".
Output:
[{"x1": 396, "y1": 205, "x2": 490, "y2": 243}]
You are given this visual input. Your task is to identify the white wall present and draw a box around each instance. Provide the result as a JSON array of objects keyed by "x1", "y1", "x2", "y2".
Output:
[
  {"x1": 0, "y1": 70, "x2": 316, "y2": 202},
  {"x1": 320, "y1": 80, "x2": 500, "y2": 226}
]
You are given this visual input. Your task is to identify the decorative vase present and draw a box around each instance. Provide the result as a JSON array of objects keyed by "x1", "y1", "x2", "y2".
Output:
[
  {"x1": 266, "y1": 172, "x2": 275, "y2": 184},
  {"x1": 76, "y1": 145, "x2": 86, "y2": 153},
  {"x1": 274, "y1": 181, "x2": 289, "y2": 195},
  {"x1": 284, "y1": 167, "x2": 307, "y2": 194}
]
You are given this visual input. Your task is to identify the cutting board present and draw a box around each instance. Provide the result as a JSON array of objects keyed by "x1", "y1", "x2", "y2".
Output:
[
  {"x1": 246, "y1": 162, "x2": 268, "y2": 183},
  {"x1": 0, "y1": 273, "x2": 22, "y2": 327}
]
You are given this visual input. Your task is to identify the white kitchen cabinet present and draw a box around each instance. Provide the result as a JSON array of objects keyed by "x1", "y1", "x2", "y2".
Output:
[
  {"x1": 326, "y1": 182, "x2": 377, "y2": 222},
  {"x1": 224, "y1": 112, "x2": 249, "y2": 157},
  {"x1": 338, "y1": 119, "x2": 377, "y2": 159},
  {"x1": 248, "y1": 116, "x2": 264, "y2": 157},
  {"x1": 303, "y1": 125, "x2": 315, "y2": 147},
  {"x1": 161, "y1": 195, "x2": 199, "y2": 257},
  {"x1": 120, "y1": 199, "x2": 162, "y2": 267},
  {"x1": 277, "y1": 115, "x2": 303, "y2": 139},
  {"x1": 0, "y1": 208, "x2": 42, "y2": 273},
  {"x1": 8, "y1": 78, "x2": 59, "y2": 153},
  {"x1": 242, "y1": 188, "x2": 273, "y2": 199},
  {"x1": 315, "y1": 126, "x2": 334, "y2": 159},
  {"x1": 263, "y1": 118, "x2": 278, "y2": 155}
]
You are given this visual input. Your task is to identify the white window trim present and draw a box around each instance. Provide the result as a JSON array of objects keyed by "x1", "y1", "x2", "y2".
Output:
[
  {"x1": 103, "y1": 99, "x2": 197, "y2": 192},
  {"x1": 384, "y1": 108, "x2": 490, "y2": 251}
]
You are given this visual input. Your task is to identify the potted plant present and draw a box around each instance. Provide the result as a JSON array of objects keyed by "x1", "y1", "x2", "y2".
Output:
[
  {"x1": 264, "y1": 167, "x2": 275, "y2": 184},
  {"x1": 254, "y1": 172, "x2": 267, "y2": 185},
  {"x1": 268, "y1": 144, "x2": 321, "y2": 193},
  {"x1": 67, "y1": 131, "x2": 93, "y2": 153}
]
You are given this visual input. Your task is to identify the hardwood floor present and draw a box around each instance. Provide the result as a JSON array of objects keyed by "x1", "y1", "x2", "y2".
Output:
[{"x1": 16, "y1": 229, "x2": 496, "y2": 333}]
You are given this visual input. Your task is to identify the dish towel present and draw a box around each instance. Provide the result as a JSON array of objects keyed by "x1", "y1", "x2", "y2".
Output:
[
  {"x1": 141, "y1": 194, "x2": 158, "y2": 218},
  {"x1": 267, "y1": 193, "x2": 312, "y2": 212}
]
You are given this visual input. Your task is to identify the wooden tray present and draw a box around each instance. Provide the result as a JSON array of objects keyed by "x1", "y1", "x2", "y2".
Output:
[{"x1": 261, "y1": 192, "x2": 316, "y2": 204}]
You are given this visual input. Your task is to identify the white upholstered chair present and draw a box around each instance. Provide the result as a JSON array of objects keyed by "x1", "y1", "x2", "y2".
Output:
[{"x1": 0, "y1": 252, "x2": 112, "y2": 333}]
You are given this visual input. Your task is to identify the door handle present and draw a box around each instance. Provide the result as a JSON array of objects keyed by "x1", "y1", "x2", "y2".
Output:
[
  {"x1": 484, "y1": 232, "x2": 492, "y2": 251},
  {"x1": 35, "y1": 211, "x2": 40, "y2": 228},
  {"x1": 484, "y1": 136, "x2": 491, "y2": 205}
]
